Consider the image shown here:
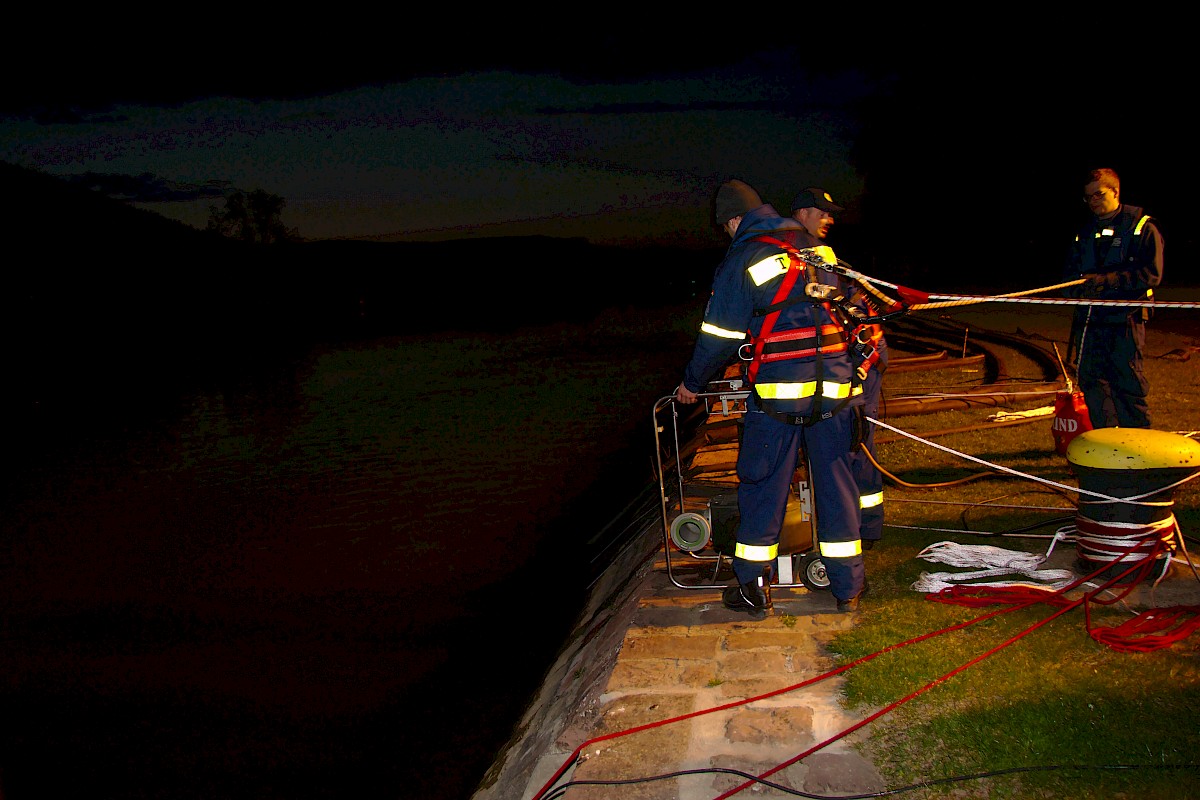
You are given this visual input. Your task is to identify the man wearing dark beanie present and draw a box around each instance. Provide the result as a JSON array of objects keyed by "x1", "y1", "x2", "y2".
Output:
[
  {"x1": 713, "y1": 178, "x2": 765, "y2": 232},
  {"x1": 675, "y1": 178, "x2": 868, "y2": 617}
]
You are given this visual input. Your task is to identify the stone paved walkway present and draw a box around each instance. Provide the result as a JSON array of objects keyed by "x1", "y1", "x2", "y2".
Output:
[
  {"x1": 553, "y1": 550, "x2": 885, "y2": 800},
  {"x1": 474, "y1": 529, "x2": 887, "y2": 800}
]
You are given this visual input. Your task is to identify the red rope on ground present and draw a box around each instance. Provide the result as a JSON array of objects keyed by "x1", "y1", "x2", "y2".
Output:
[
  {"x1": 1087, "y1": 605, "x2": 1200, "y2": 652},
  {"x1": 711, "y1": 597, "x2": 1077, "y2": 799},
  {"x1": 534, "y1": 529, "x2": 1198, "y2": 798},
  {"x1": 927, "y1": 583, "x2": 1074, "y2": 609},
  {"x1": 529, "y1": 601, "x2": 1023, "y2": 800},
  {"x1": 928, "y1": 534, "x2": 1200, "y2": 653}
]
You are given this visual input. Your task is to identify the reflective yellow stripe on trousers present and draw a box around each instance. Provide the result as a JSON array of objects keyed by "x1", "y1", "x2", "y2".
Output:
[
  {"x1": 734, "y1": 543, "x2": 778, "y2": 562},
  {"x1": 819, "y1": 540, "x2": 862, "y2": 558}
]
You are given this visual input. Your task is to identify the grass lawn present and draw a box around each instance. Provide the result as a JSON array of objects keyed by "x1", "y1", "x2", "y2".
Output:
[{"x1": 832, "y1": 301, "x2": 1200, "y2": 799}]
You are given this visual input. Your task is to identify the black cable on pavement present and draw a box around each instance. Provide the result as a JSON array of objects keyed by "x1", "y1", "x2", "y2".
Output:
[{"x1": 541, "y1": 761, "x2": 1200, "y2": 800}]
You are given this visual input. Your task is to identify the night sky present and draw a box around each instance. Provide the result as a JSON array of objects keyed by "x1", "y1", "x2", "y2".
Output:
[{"x1": 2, "y1": 22, "x2": 1194, "y2": 281}]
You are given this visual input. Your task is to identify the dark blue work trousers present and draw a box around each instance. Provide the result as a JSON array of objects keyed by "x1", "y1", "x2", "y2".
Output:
[
  {"x1": 733, "y1": 403, "x2": 864, "y2": 601},
  {"x1": 1078, "y1": 320, "x2": 1150, "y2": 429}
]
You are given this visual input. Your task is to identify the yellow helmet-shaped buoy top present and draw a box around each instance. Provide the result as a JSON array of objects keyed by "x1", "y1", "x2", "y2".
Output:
[{"x1": 1066, "y1": 427, "x2": 1200, "y2": 471}]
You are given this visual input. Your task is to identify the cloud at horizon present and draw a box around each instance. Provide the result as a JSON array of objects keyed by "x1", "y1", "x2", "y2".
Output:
[{"x1": 0, "y1": 63, "x2": 884, "y2": 245}]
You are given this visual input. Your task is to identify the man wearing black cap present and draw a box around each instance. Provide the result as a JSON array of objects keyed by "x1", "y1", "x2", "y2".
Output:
[
  {"x1": 792, "y1": 187, "x2": 888, "y2": 553},
  {"x1": 789, "y1": 187, "x2": 843, "y2": 240},
  {"x1": 674, "y1": 179, "x2": 868, "y2": 616}
]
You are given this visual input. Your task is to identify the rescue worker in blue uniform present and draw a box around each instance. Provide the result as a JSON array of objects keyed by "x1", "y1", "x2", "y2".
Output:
[
  {"x1": 1063, "y1": 168, "x2": 1164, "y2": 429},
  {"x1": 675, "y1": 179, "x2": 868, "y2": 616},
  {"x1": 791, "y1": 187, "x2": 888, "y2": 550}
]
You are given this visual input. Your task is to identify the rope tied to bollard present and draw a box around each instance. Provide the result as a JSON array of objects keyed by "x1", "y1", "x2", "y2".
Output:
[{"x1": 1072, "y1": 514, "x2": 1180, "y2": 571}]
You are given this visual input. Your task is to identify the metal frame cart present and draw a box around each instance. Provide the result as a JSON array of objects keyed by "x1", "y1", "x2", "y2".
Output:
[{"x1": 652, "y1": 384, "x2": 830, "y2": 592}]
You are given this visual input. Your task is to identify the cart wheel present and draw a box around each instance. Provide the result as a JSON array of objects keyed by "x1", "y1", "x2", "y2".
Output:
[{"x1": 797, "y1": 552, "x2": 830, "y2": 591}]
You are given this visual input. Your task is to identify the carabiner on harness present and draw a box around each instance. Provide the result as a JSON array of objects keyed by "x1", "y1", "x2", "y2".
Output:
[
  {"x1": 852, "y1": 326, "x2": 880, "y2": 381},
  {"x1": 805, "y1": 282, "x2": 840, "y2": 301}
]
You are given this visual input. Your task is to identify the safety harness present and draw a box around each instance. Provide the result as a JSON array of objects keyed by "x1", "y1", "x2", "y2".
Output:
[{"x1": 743, "y1": 236, "x2": 877, "y2": 427}]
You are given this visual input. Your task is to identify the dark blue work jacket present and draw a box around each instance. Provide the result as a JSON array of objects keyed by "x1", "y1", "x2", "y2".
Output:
[
  {"x1": 681, "y1": 205, "x2": 861, "y2": 419},
  {"x1": 1066, "y1": 203, "x2": 1164, "y2": 325}
]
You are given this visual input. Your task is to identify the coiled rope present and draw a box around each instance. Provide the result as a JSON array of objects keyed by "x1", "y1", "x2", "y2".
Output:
[
  {"x1": 912, "y1": 540, "x2": 1077, "y2": 593},
  {"x1": 1072, "y1": 513, "x2": 1179, "y2": 571}
]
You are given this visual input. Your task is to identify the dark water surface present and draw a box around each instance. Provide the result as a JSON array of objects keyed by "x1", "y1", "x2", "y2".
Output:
[{"x1": 2, "y1": 311, "x2": 694, "y2": 799}]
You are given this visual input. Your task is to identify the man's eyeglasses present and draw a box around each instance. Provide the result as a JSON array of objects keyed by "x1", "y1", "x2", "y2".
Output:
[{"x1": 1083, "y1": 189, "x2": 1112, "y2": 201}]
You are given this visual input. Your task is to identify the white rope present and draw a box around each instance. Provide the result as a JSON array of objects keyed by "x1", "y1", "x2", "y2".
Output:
[
  {"x1": 888, "y1": 498, "x2": 1072, "y2": 512},
  {"x1": 870, "y1": 417, "x2": 1084, "y2": 495},
  {"x1": 912, "y1": 574, "x2": 1074, "y2": 593},
  {"x1": 1073, "y1": 515, "x2": 1179, "y2": 566},
  {"x1": 911, "y1": 539, "x2": 1077, "y2": 593},
  {"x1": 911, "y1": 296, "x2": 1200, "y2": 311},
  {"x1": 855, "y1": 274, "x2": 1200, "y2": 311},
  {"x1": 1079, "y1": 497, "x2": 1174, "y2": 510},
  {"x1": 868, "y1": 417, "x2": 1200, "y2": 504},
  {"x1": 886, "y1": 523, "x2": 1067, "y2": 539},
  {"x1": 890, "y1": 390, "x2": 1059, "y2": 402},
  {"x1": 916, "y1": 540, "x2": 1060, "y2": 568}
]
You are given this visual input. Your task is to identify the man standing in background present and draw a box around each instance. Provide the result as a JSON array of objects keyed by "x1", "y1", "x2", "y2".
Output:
[
  {"x1": 791, "y1": 188, "x2": 887, "y2": 550},
  {"x1": 1064, "y1": 168, "x2": 1164, "y2": 429}
]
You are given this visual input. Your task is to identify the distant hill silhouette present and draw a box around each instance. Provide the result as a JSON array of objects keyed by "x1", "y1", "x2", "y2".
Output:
[
  {"x1": 3, "y1": 161, "x2": 720, "y2": 417},
  {"x1": 4, "y1": 160, "x2": 238, "y2": 256}
]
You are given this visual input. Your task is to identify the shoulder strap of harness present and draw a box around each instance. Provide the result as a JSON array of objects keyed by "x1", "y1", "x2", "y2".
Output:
[{"x1": 745, "y1": 238, "x2": 806, "y2": 384}]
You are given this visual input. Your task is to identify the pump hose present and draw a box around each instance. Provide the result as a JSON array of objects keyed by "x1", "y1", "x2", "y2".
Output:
[{"x1": 861, "y1": 439, "x2": 1020, "y2": 489}]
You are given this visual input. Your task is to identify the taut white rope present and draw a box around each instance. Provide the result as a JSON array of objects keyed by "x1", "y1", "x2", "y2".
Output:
[{"x1": 868, "y1": 417, "x2": 1200, "y2": 504}]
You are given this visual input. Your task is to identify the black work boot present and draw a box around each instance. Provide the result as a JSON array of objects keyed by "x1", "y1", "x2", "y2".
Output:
[
  {"x1": 722, "y1": 570, "x2": 773, "y2": 620},
  {"x1": 836, "y1": 580, "x2": 869, "y2": 613}
]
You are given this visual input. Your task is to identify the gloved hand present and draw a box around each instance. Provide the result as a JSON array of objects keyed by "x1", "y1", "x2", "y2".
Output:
[{"x1": 1081, "y1": 273, "x2": 1109, "y2": 297}]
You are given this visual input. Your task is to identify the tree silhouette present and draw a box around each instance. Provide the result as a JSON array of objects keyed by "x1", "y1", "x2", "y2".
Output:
[{"x1": 207, "y1": 189, "x2": 300, "y2": 244}]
